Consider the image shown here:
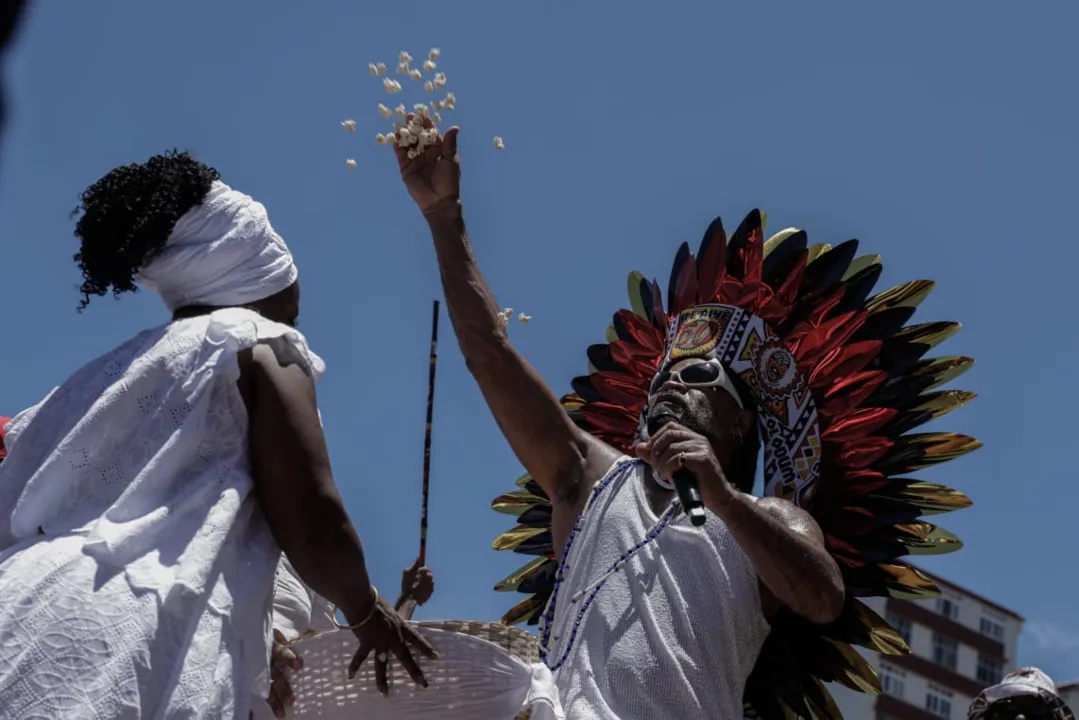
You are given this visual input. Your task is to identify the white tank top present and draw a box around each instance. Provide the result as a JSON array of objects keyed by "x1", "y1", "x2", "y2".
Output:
[{"x1": 544, "y1": 458, "x2": 770, "y2": 720}]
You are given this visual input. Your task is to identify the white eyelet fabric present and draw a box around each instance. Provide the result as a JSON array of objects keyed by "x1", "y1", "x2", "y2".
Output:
[{"x1": 0, "y1": 308, "x2": 324, "y2": 719}]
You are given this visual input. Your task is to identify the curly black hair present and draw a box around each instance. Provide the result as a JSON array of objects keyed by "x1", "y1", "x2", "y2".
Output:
[{"x1": 72, "y1": 150, "x2": 220, "y2": 310}]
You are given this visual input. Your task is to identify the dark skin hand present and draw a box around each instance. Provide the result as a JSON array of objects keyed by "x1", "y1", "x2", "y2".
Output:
[{"x1": 397, "y1": 127, "x2": 843, "y2": 624}]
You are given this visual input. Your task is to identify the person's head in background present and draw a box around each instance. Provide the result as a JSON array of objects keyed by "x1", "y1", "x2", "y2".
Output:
[{"x1": 969, "y1": 668, "x2": 1075, "y2": 720}]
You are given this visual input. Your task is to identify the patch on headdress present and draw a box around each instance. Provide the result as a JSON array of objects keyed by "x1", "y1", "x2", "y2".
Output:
[{"x1": 667, "y1": 305, "x2": 735, "y2": 361}]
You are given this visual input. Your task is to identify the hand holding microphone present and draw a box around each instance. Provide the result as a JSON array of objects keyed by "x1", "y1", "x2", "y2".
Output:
[{"x1": 636, "y1": 416, "x2": 736, "y2": 526}]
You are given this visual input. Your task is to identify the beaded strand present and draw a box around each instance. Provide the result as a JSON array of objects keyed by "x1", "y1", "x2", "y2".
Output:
[
  {"x1": 538, "y1": 459, "x2": 637, "y2": 665},
  {"x1": 539, "y1": 459, "x2": 685, "y2": 671}
]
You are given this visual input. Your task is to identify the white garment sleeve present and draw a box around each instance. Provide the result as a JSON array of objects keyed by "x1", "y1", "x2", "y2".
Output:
[{"x1": 271, "y1": 555, "x2": 318, "y2": 640}]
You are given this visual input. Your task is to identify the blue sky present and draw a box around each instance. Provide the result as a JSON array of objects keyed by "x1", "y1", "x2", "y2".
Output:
[{"x1": 2, "y1": 0, "x2": 1077, "y2": 684}]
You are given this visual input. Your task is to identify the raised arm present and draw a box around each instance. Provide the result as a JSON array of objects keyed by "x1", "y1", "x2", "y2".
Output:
[{"x1": 397, "y1": 122, "x2": 620, "y2": 509}]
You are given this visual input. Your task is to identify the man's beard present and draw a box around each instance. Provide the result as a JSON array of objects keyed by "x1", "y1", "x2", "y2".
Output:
[{"x1": 646, "y1": 392, "x2": 711, "y2": 437}]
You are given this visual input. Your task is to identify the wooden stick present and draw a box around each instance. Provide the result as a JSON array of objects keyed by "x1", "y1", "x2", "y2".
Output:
[{"x1": 418, "y1": 300, "x2": 439, "y2": 566}]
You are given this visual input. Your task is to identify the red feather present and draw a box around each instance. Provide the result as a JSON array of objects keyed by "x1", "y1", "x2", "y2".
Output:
[
  {"x1": 697, "y1": 222, "x2": 728, "y2": 303},
  {"x1": 825, "y1": 436, "x2": 894, "y2": 470},
  {"x1": 615, "y1": 310, "x2": 665, "y2": 353},
  {"x1": 793, "y1": 311, "x2": 868, "y2": 367},
  {"x1": 820, "y1": 371, "x2": 889, "y2": 418},
  {"x1": 591, "y1": 371, "x2": 649, "y2": 406},
  {"x1": 650, "y1": 279, "x2": 666, "y2": 329},
  {"x1": 809, "y1": 340, "x2": 882, "y2": 389},
  {"x1": 673, "y1": 254, "x2": 699, "y2": 312},
  {"x1": 740, "y1": 226, "x2": 764, "y2": 311},
  {"x1": 821, "y1": 407, "x2": 897, "y2": 444}
]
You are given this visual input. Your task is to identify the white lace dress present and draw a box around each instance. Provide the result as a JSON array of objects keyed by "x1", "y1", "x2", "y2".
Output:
[{"x1": 0, "y1": 308, "x2": 324, "y2": 719}]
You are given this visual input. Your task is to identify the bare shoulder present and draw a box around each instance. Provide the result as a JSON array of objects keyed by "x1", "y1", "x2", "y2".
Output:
[{"x1": 752, "y1": 495, "x2": 824, "y2": 541}]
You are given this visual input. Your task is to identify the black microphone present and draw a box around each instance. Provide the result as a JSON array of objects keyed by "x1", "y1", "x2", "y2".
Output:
[{"x1": 646, "y1": 415, "x2": 707, "y2": 527}]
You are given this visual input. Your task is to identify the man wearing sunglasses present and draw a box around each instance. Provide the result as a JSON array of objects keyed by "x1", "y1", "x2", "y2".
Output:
[
  {"x1": 396, "y1": 127, "x2": 846, "y2": 719},
  {"x1": 969, "y1": 668, "x2": 1075, "y2": 720}
]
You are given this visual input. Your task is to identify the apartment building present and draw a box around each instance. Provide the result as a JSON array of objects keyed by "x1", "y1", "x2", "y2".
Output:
[{"x1": 831, "y1": 567, "x2": 1022, "y2": 720}]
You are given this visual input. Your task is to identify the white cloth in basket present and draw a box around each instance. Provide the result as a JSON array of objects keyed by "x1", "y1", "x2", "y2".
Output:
[{"x1": 287, "y1": 626, "x2": 564, "y2": 720}]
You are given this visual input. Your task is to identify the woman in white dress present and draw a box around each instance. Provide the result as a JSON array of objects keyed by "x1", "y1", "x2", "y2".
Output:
[{"x1": 0, "y1": 151, "x2": 434, "y2": 719}]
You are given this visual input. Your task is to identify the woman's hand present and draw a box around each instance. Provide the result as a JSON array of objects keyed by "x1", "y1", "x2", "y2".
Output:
[
  {"x1": 347, "y1": 593, "x2": 438, "y2": 695},
  {"x1": 268, "y1": 629, "x2": 302, "y2": 718},
  {"x1": 395, "y1": 114, "x2": 461, "y2": 219}
]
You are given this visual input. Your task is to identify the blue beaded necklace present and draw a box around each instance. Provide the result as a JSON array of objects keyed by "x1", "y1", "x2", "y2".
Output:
[{"x1": 539, "y1": 459, "x2": 684, "y2": 671}]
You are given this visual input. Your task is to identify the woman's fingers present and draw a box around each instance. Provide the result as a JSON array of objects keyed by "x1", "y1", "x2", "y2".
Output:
[
  {"x1": 375, "y1": 654, "x2": 390, "y2": 695},
  {"x1": 348, "y1": 642, "x2": 372, "y2": 680},
  {"x1": 402, "y1": 624, "x2": 439, "y2": 659},
  {"x1": 392, "y1": 642, "x2": 428, "y2": 688}
]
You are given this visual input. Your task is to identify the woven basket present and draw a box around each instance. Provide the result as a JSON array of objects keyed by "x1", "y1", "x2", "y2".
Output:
[{"x1": 287, "y1": 620, "x2": 542, "y2": 719}]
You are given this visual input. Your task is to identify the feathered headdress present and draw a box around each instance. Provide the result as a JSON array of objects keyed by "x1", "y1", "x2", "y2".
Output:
[{"x1": 489, "y1": 209, "x2": 979, "y2": 718}]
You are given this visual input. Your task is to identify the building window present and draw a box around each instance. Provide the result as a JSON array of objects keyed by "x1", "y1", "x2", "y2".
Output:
[
  {"x1": 926, "y1": 685, "x2": 954, "y2": 718},
  {"x1": 937, "y1": 594, "x2": 960, "y2": 621},
  {"x1": 980, "y1": 614, "x2": 1005, "y2": 640},
  {"x1": 977, "y1": 652, "x2": 1004, "y2": 685},
  {"x1": 880, "y1": 662, "x2": 906, "y2": 699},
  {"x1": 886, "y1": 612, "x2": 913, "y2": 645},
  {"x1": 932, "y1": 632, "x2": 958, "y2": 670}
]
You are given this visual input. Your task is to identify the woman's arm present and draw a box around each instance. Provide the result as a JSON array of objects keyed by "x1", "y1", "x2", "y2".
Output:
[{"x1": 243, "y1": 344, "x2": 376, "y2": 624}]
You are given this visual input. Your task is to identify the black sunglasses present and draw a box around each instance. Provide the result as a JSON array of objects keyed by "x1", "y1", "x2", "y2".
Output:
[{"x1": 985, "y1": 697, "x2": 1056, "y2": 720}]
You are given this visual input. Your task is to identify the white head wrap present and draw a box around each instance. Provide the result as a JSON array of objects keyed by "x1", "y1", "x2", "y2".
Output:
[{"x1": 137, "y1": 180, "x2": 298, "y2": 311}]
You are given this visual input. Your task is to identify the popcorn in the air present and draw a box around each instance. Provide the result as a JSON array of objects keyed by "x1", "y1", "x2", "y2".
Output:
[
  {"x1": 432, "y1": 99, "x2": 443, "y2": 110},
  {"x1": 518, "y1": 313, "x2": 532, "y2": 325},
  {"x1": 368, "y1": 63, "x2": 379, "y2": 76},
  {"x1": 424, "y1": 80, "x2": 434, "y2": 93},
  {"x1": 395, "y1": 104, "x2": 407, "y2": 119},
  {"x1": 376, "y1": 133, "x2": 388, "y2": 145},
  {"x1": 409, "y1": 68, "x2": 422, "y2": 81},
  {"x1": 341, "y1": 119, "x2": 357, "y2": 132},
  {"x1": 397, "y1": 61, "x2": 410, "y2": 75},
  {"x1": 493, "y1": 136, "x2": 505, "y2": 150},
  {"x1": 399, "y1": 51, "x2": 413, "y2": 63},
  {"x1": 377, "y1": 104, "x2": 393, "y2": 119},
  {"x1": 428, "y1": 48, "x2": 441, "y2": 60},
  {"x1": 433, "y1": 112, "x2": 442, "y2": 124},
  {"x1": 433, "y1": 72, "x2": 447, "y2": 89},
  {"x1": 376, "y1": 63, "x2": 387, "y2": 75},
  {"x1": 423, "y1": 60, "x2": 437, "y2": 72},
  {"x1": 383, "y1": 78, "x2": 402, "y2": 94},
  {"x1": 443, "y1": 92, "x2": 456, "y2": 109},
  {"x1": 346, "y1": 159, "x2": 357, "y2": 168},
  {"x1": 414, "y1": 103, "x2": 430, "y2": 117}
]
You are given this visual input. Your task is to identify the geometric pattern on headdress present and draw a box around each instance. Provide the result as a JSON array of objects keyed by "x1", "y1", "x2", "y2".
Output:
[
  {"x1": 656, "y1": 304, "x2": 821, "y2": 504},
  {"x1": 487, "y1": 209, "x2": 981, "y2": 719}
]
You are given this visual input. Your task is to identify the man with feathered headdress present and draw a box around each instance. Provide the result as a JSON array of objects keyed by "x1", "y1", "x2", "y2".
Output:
[{"x1": 394, "y1": 116, "x2": 979, "y2": 718}]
